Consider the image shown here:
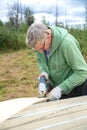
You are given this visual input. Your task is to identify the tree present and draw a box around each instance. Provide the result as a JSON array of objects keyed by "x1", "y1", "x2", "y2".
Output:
[
  {"x1": 7, "y1": 1, "x2": 24, "y2": 30},
  {"x1": 41, "y1": 16, "x2": 49, "y2": 25},
  {"x1": 0, "y1": 20, "x2": 4, "y2": 27},
  {"x1": 7, "y1": 1, "x2": 34, "y2": 29},
  {"x1": 24, "y1": 7, "x2": 34, "y2": 26},
  {"x1": 85, "y1": 0, "x2": 87, "y2": 24},
  {"x1": 55, "y1": 0, "x2": 58, "y2": 26}
]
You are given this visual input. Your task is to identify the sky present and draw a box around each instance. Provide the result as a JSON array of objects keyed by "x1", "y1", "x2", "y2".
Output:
[{"x1": 0, "y1": 0, "x2": 86, "y2": 26}]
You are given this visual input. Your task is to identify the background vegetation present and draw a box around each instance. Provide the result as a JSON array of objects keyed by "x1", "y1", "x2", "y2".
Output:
[{"x1": 0, "y1": 25, "x2": 87, "y2": 101}]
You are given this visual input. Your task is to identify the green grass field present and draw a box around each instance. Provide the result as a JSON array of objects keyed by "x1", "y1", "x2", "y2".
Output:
[{"x1": 0, "y1": 49, "x2": 40, "y2": 101}]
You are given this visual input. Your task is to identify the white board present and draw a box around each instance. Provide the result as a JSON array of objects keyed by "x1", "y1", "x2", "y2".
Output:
[
  {"x1": 0, "y1": 97, "x2": 47, "y2": 123},
  {"x1": 0, "y1": 96, "x2": 87, "y2": 130}
]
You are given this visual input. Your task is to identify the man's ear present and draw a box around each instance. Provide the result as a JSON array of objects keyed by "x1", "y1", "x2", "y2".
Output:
[{"x1": 47, "y1": 29, "x2": 52, "y2": 37}]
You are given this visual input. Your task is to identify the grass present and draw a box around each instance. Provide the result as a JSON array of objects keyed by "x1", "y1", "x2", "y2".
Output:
[
  {"x1": 0, "y1": 47, "x2": 87, "y2": 101},
  {"x1": 0, "y1": 49, "x2": 40, "y2": 101}
]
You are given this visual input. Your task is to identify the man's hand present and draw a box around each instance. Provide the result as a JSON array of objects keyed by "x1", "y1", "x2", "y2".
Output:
[
  {"x1": 47, "y1": 86, "x2": 62, "y2": 101},
  {"x1": 38, "y1": 76, "x2": 47, "y2": 97},
  {"x1": 38, "y1": 83, "x2": 47, "y2": 97}
]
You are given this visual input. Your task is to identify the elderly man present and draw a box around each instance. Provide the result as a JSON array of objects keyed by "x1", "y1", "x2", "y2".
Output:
[{"x1": 26, "y1": 22, "x2": 87, "y2": 101}]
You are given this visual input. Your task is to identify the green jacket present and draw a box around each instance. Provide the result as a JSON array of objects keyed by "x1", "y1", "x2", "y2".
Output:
[{"x1": 36, "y1": 25, "x2": 87, "y2": 94}]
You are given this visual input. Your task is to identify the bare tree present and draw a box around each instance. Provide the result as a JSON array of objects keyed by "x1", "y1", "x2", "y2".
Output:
[
  {"x1": 7, "y1": 1, "x2": 24, "y2": 30},
  {"x1": 55, "y1": 0, "x2": 58, "y2": 26},
  {"x1": 24, "y1": 7, "x2": 34, "y2": 26},
  {"x1": 85, "y1": 0, "x2": 87, "y2": 24}
]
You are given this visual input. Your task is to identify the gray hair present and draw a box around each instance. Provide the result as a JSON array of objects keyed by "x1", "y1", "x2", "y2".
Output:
[{"x1": 26, "y1": 22, "x2": 48, "y2": 48}]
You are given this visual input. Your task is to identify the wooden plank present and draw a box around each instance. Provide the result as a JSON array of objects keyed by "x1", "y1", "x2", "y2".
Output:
[
  {"x1": 0, "y1": 97, "x2": 47, "y2": 123},
  {"x1": 0, "y1": 96, "x2": 87, "y2": 130}
]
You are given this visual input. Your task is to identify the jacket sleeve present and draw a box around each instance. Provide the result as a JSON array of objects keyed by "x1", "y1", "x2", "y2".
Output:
[{"x1": 59, "y1": 40, "x2": 87, "y2": 94}]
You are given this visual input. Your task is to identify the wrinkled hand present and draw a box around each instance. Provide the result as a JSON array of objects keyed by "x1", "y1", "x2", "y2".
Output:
[
  {"x1": 38, "y1": 83, "x2": 47, "y2": 96},
  {"x1": 47, "y1": 86, "x2": 62, "y2": 101}
]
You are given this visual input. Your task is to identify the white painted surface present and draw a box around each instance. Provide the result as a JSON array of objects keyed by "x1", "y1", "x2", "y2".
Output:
[
  {"x1": 0, "y1": 96, "x2": 87, "y2": 130},
  {"x1": 0, "y1": 97, "x2": 46, "y2": 123}
]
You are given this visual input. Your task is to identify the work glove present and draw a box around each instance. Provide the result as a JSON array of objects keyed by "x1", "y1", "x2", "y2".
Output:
[
  {"x1": 38, "y1": 72, "x2": 49, "y2": 81},
  {"x1": 38, "y1": 76, "x2": 47, "y2": 97},
  {"x1": 47, "y1": 86, "x2": 62, "y2": 101},
  {"x1": 38, "y1": 72, "x2": 49, "y2": 97}
]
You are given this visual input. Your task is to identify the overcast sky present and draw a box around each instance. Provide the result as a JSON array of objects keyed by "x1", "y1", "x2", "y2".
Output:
[{"x1": 0, "y1": 0, "x2": 86, "y2": 25}]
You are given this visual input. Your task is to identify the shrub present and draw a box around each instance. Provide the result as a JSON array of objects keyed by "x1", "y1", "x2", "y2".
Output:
[
  {"x1": 69, "y1": 28, "x2": 87, "y2": 55},
  {"x1": 0, "y1": 26, "x2": 26, "y2": 51}
]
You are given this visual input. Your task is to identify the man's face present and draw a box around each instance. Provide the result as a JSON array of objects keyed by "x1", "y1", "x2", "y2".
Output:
[
  {"x1": 32, "y1": 40, "x2": 45, "y2": 53},
  {"x1": 32, "y1": 31, "x2": 52, "y2": 53}
]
